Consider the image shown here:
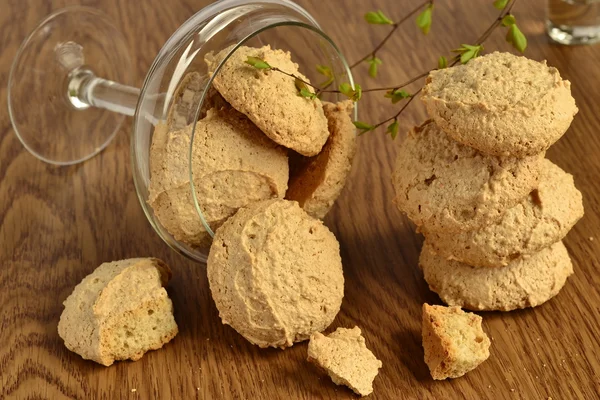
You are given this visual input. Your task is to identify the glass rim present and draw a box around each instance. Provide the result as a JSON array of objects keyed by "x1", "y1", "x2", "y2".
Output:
[{"x1": 188, "y1": 20, "x2": 357, "y2": 240}]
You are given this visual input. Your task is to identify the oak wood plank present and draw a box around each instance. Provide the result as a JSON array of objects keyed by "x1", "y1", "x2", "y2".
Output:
[{"x1": 1, "y1": 0, "x2": 599, "y2": 399}]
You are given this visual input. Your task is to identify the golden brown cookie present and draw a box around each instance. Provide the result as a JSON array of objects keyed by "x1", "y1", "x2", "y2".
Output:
[
  {"x1": 427, "y1": 159, "x2": 584, "y2": 267},
  {"x1": 207, "y1": 199, "x2": 344, "y2": 349},
  {"x1": 286, "y1": 100, "x2": 356, "y2": 219},
  {"x1": 307, "y1": 327, "x2": 382, "y2": 396},
  {"x1": 205, "y1": 45, "x2": 329, "y2": 156},
  {"x1": 420, "y1": 240, "x2": 573, "y2": 311},
  {"x1": 58, "y1": 258, "x2": 178, "y2": 366},
  {"x1": 422, "y1": 52, "x2": 578, "y2": 157},
  {"x1": 148, "y1": 107, "x2": 288, "y2": 250},
  {"x1": 422, "y1": 304, "x2": 490, "y2": 380},
  {"x1": 392, "y1": 120, "x2": 542, "y2": 233}
]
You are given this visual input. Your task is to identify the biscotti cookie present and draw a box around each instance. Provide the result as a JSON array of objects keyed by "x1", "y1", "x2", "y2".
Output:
[
  {"x1": 286, "y1": 100, "x2": 356, "y2": 219},
  {"x1": 307, "y1": 327, "x2": 382, "y2": 396},
  {"x1": 58, "y1": 258, "x2": 178, "y2": 366},
  {"x1": 148, "y1": 107, "x2": 288, "y2": 249},
  {"x1": 427, "y1": 159, "x2": 584, "y2": 267},
  {"x1": 392, "y1": 120, "x2": 542, "y2": 233},
  {"x1": 422, "y1": 52, "x2": 578, "y2": 157},
  {"x1": 207, "y1": 199, "x2": 344, "y2": 349},
  {"x1": 420, "y1": 240, "x2": 573, "y2": 311},
  {"x1": 205, "y1": 45, "x2": 329, "y2": 156},
  {"x1": 422, "y1": 304, "x2": 490, "y2": 380}
]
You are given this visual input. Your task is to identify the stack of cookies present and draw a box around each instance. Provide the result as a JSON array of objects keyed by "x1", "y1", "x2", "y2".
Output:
[{"x1": 392, "y1": 52, "x2": 584, "y2": 311}]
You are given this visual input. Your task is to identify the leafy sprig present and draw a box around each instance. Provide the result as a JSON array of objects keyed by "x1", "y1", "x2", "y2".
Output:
[
  {"x1": 357, "y1": 0, "x2": 524, "y2": 138},
  {"x1": 502, "y1": 14, "x2": 527, "y2": 52},
  {"x1": 452, "y1": 44, "x2": 484, "y2": 64},
  {"x1": 365, "y1": 10, "x2": 394, "y2": 25},
  {"x1": 350, "y1": 0, "x2": 434, "y2": 73},
  {"x1": 245, "y1": 57, "x2": 271, "y2": 69},
  {"x1": 316, "y1": 65, "x2": 335, "y2": 87},
  {"x1": 437, "y1": 56, "x2": 448, "y2": 69},
  {"x1": 384, "y1": 89, "x2": 412, "y2": 104},
  {"x1": 339, "y1": 83, "x2": 363, "y2": 101},
  {"x1": 416, "y1": 4, "x2": 434, "y2": 35},
  {"x1": 368, "y1": 57, "x2": 383, "y2": 78},
  {"x1": 246, "y1": 0, "x2": 526, "y2": 139}
]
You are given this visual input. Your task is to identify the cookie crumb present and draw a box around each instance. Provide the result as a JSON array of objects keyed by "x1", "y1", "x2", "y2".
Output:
[
  {"x1": 589, "y1": 237, "x2": 594, "y2": 241},
  {"x1": 131, "y1": 389, "x2": 137, "y2": 393},
  {"x1": 422, "y1": 304, "x2": 490, "y2": 380},
  {"x1": 307, "y1": 326, "x2": 382, "y2": 396}
]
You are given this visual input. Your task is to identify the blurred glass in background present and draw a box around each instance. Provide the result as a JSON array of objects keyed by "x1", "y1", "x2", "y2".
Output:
[{"x1": 547, "y1": 0, "x2": 600, "y2": 44}]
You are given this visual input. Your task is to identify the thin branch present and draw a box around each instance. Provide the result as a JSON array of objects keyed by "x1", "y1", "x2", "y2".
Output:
[
  {"x1": 371, "y1": 88, "x2": 422, "y2": 131},
  {"x1": 270, "y1": 67, "x2": 319, "y2": 91},
  {"x1": 360, "y1": 0, "x2": 518, "y2": 95},
  {"x1": 363, "y1": 0, "x2": 519, "y2": 133},
  {"x1": 350, "y1": 0, "x2": 433, "y2": 69},
  {"x1": 362, "y1": 71, "x2": 430, "y2": 93},
  {"x1": 476, "y1": 0, "x2": 516, "y2": 45}
]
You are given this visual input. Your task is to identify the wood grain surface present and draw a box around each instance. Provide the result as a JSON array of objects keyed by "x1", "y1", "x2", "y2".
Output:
[{"x1": 2, "y1": 0, "x2": 600, "y2": 399}]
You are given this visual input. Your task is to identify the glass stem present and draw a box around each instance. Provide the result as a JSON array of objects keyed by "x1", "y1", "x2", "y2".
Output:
[{"x1": 68, "y1": 68, "x2": 140, "y2": 116}]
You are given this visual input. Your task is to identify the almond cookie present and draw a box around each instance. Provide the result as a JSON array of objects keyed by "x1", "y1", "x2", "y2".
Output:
[
  {"x1": 207, "y1": 199, "x2": 344, "y2": 349},
  {"x1": 422, "y1": 52, "x2": 578, "y2": 157},
  {"x1": 286, "y1": 100, "x2": 356, "y2": 219},
  {"x1": 148, "y1": 107, "x2": 288, "y2": 250},
  {"x1": 205, "y1": 45, "x2": 329, "y2": 156},
  {"x1": 422, "y1": 304, "x2": 490, "y2": 380},
  {"x1": 58, "y1": 258, "x2": 178, "y2": 366},
  {"x1": 307, "y1": 327, "x2": 382, "y2": 396},
  {"x1": 427, "y1": 159, "x2": 584, "y2": 267},
  {"x1": 420, "y1": 240, "x2": 573, "y2": 311},
  {"x1": 392, "y1": 120, "x2": 542, "y2": 233}
]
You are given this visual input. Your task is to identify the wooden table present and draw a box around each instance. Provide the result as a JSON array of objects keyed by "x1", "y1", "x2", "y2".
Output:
[{"x1": 2, "y1": 0, "x2": 599, "y2": 398}]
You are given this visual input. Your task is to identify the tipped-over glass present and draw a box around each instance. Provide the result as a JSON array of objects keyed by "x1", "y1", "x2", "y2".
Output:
[{"x1": 8, "y1": 0, "x2": 356, "y2": 262}]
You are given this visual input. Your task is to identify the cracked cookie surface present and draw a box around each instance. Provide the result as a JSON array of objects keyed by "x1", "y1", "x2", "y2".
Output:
[
  {"x1": 426, "y1": 159, "x2": 584, "y2": 267},
  {"x1": 392, "y1": 120, "x2": 542, "y2": 233},
  {"x1": 422, "y1": 52, "x2": 578, "y2": 157}
]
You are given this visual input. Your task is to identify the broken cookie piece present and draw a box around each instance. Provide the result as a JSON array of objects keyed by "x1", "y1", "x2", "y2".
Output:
[
  {"x1": 58, "y1": 258, "x2": 178, "y2": 367},
  {"x1": 307, "y1": 327, "x2": 382, "y2": 396},
  {"x1": 286, "y1": 100, "x2": 357, "y2": 219},
  {"x1": 422, "y1": 304, "x2": 490, "y2": 380}
]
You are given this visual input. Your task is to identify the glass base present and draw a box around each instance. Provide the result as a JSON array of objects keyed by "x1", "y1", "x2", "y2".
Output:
[
  {"x1": 547, "y1": 21, "x2": 600, "y2": 45},
  {"x1": 8, "y1": 7, "x2": 132, "y2": 165}
]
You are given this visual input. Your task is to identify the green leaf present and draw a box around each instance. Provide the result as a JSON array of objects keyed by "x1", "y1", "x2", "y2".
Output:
[
  {"x1": 245, "y1": 56, "x2": 271, "y2": 69},
  {"x1": 316, "y1": 64, "x2": 334, "y2": 87},
  {"x1": 353, "y1": 121, "x2": 375, "y2": 135},
  {"x1": 365, "y1": 10, "x2": 394, "y2": 25},
  {"x1": 506, "y1": 24, "x2": 527, "y2": 52},
  {"x1": 416, "y1": 4, "x2": 434, "y2": 35},
  {"x1": 502, "y1": 14, "x2": 516, "y2": 26},
  {"x1": 452, "y1": 44, "x2": 484, "y2": 64},
  {"x1": 386, "y1": 121, "x2": 399, "y2": 139},
  {"x1": 339, "y1": 83, "x2": 362, "y2": 102},
  {"x1": 437, "y1": 55, "x2": 447, "y2": 69},
  {"x1": 493, "y1": 0, "x2": 509, "y2": 10},
  {"x1": 368, "y1": 57, "x2": 383, "y2": 78},
  {"x1": 294, "y1": 78, "x2": 317, "y2": 100},
  {"x1": 384, "y1": 89, "x2": 411, "y2": 104},
  {"x1": 353, "y1": 84, "x2": 363, "y2": 101},
  {"x1": 339, "y1": 83, "x2": 352, "y2": 97},
  {"x1": 299, "y1": 88, "x2": 317, "y2": 99}
]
